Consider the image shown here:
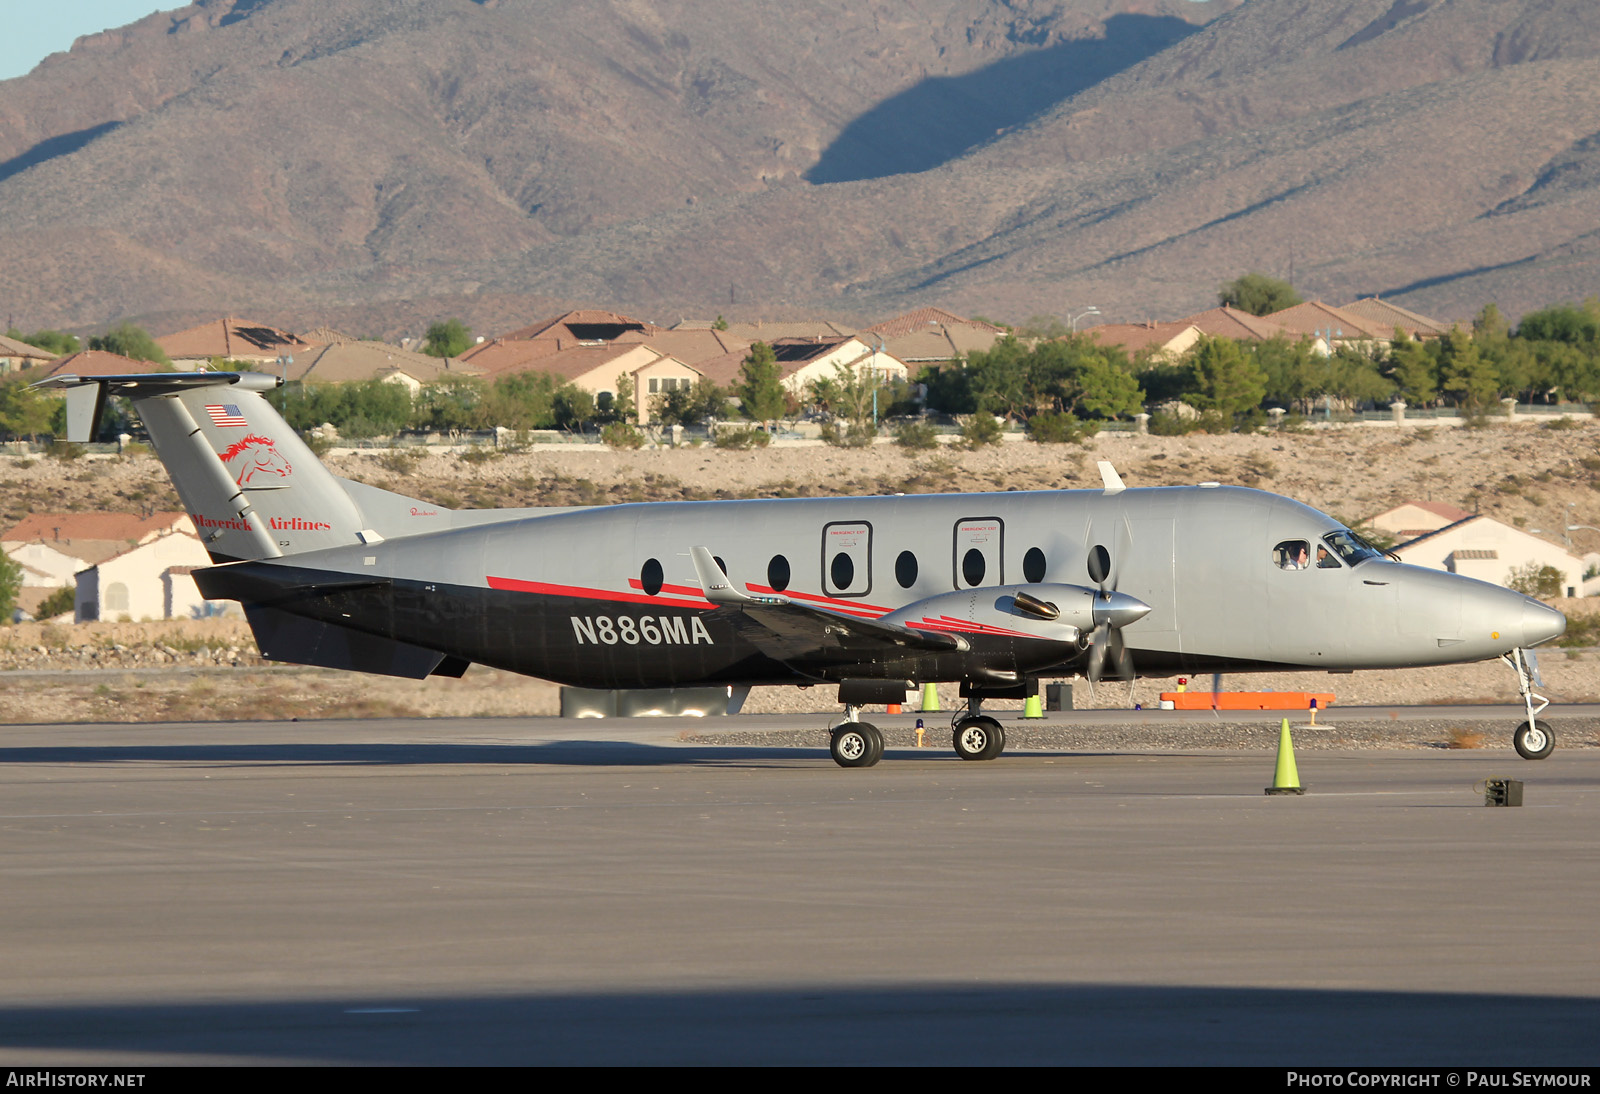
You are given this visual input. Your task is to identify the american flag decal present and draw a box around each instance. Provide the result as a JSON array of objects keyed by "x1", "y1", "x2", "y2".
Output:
[{"x1": 205, "y1": 404, "x2": 248, "y2": 427}]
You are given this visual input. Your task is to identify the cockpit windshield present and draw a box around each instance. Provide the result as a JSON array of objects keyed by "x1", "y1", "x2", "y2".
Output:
[{"x1": 1322, "y1": 529, "x2": 1385, "y2": 566}]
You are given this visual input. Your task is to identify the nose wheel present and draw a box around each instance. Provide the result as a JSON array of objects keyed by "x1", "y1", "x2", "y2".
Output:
[
  {"x1": 1503, "y1": 648, "x2": 1554, "y2": 760},
  {"x1": 1513, "y1": 721, "x2": 1555, "y2": 761}
]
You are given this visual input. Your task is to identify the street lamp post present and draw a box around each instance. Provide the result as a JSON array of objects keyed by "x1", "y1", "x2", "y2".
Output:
[{"x1": 1068, "y1": 307, "x2": 1101, "y2": 333}]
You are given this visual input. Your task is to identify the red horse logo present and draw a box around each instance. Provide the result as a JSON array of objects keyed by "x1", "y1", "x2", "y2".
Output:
[{"x1": 220, "y1": 434, "x2": 293, "y2": 486}]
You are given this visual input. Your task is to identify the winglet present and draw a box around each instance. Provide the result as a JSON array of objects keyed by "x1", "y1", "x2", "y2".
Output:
[
  {"x1": 1097, "y1": 461, "x2": 1126, "y2": 494},
  {"x1": 690, "y1": 547, "x2": 789, "y2": 607}
]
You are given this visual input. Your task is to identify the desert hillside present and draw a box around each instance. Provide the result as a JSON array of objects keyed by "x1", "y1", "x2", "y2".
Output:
[{"x1": 2, "y1": 0, "x2": 1598, "y2": 335}]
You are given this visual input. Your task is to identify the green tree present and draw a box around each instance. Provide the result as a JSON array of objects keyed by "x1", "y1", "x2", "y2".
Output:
[
  {"x1": 1188, "y1": 336, "x2": 1267, "y2": 416},
  {"x1": 654, "y1": 379, "x2": 728, "y2": 426},
  {"x1": 422, "y1": 319, "x2": 473, "y2": 358},
  {"x1": 1218, "y1": 273, "x2": 1302, "y2": 317},
  {"x1": 607, "y1": 373, "x2": 637, "y2": 424},
  {"x1": 6, "y1": 328, "x2": 79, "y2": 356},
  {"x1": 1386, "y1": 335, "x2": 1439, "y2": 406},
  {"x1": 88, "y1": 323, "x2": 170, "y2": 366},
  {"x1": 1439, "y1": 327, "x2": 1500, "y2": 411},
  {"x1": 0, "y1": 549, "x2": 21, "y2": 624},
  {"x1": 0, "y1": 376, "x2": 56, "y2": 440},
  {"x1": 736, "y1": 342, "x2": 787, "y2": 423}
]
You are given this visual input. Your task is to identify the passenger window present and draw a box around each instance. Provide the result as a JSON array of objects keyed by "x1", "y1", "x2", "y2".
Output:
[
  {"x1": 1275, "y1": 540, "x2": 1310, "y2": 570},
  {"x1": 962, "y1": 548, "x2": 986, "y2": 587},
  {"x1": 641, "y1": 558, "x2": 664, "y2": 595},
  {"x1": 895, "y1": 550, "x2": 918, "y2": 588},
  {"x1": 1023, "y1": 547, "x2": 1046, "y2": 583},
  {"x1": 767, "y1": 555, "x2": 790, "y2": 592}
]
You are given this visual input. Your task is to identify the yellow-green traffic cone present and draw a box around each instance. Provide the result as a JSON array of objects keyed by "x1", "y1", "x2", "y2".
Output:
[
  {"x1": 920, "y1": 682, "x2": 941, "y2": 712},
  {"x1": 1022, "y1": 693, "x2": 1043, "y2": 719},
  {"x1": 1265, "y1": 717, "x2": 1305, "y2": 795}
]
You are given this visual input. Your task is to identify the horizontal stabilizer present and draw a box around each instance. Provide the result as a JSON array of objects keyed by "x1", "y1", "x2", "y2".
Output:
[{"x1": 243, "y1": 605, "x2": 449, "y2": 679}]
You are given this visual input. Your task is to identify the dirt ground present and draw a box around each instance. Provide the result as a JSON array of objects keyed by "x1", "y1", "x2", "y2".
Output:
[{"x1": 3, "y1": 417, "x2": 1598, "y2": 724}]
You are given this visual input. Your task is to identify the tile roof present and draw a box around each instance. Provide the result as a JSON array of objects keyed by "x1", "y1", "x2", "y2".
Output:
[
  {"x1": 297, "y1": 326, "x2": 362, "y2": 346},
  {"x1": 1085, "y1": 321, "x2": 1200, "y2": 355},
  {"x1": 1337, "y1": 297, "x2": 1452, "y2": 338},
  {"x1": 0, "y1": 335, "x2": 57, "y2": 359},
  {"x1": 34, "y1": 350, "x2": 160, "y2": 378},
  {"x1": 863, "y1": 307, "x2": 1005, "y2": 339},
  {"x1": 1175, "y1": 306, "x2": 1301, "y2": 341},
  {"x1": 2, "y1": 512, "x2": 194, "y2": 565},
  {"x1": 291, "y1": 341, "x2": 480, "y2": 384},
  {"x1": 156, "y1": 318, "x2": 311, "y2": 360},
  {"x1": 1264, "y1": 301, "x2": 1387, "y2": 340},
  {"x1": 720, "y1": 320, "x2": 859, "y2": 342},
  {"x1": 611, "y1": 328, "x2": 753, "y2": 366},
  {"x1": 496, "y1": 309, "x2": 661, "y2": 344}
]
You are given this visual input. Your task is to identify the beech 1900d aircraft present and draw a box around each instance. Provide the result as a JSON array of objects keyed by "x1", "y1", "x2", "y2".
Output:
[{"x1": 39, "y1": 371, "x2": 1568, "y2": 767}]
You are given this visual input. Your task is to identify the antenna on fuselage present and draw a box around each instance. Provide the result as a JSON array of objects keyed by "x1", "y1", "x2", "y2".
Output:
[{"x1": 1097, "y1": 461, "x2": 1126, "y2": 494}]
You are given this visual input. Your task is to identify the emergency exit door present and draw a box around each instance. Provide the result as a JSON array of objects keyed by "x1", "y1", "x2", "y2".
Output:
[{"x1": 953, "y1": 517, "x2": 1004, "y2": 588}]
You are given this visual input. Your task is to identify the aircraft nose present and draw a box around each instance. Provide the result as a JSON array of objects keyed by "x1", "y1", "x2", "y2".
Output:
[
  {"x1": 1521, "y1": 599, "x2": 1567, "y2": 648},
  {"x1": 1093, "y1": 590, "x2": 1152, "y2": 630}
]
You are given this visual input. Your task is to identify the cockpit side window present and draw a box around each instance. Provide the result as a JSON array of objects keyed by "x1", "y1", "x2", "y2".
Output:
[
  {"x1": 1275, "y1": 540, "x2": 1310, "y2": 570},
  {"x1": 1316, "y1": 545, "x2": 1341, "y2": 569},
  {"x1": 1322, "y1": 530, "x2": 1382, "y2": 566}
]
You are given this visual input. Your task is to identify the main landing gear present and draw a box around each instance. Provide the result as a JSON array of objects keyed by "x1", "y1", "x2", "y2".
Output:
[
  {"x1": 952, "y1": 698, "x2": 1006, "y2": 762},
  {"x1": 830, "y1": 706, "x2": 885, "y2": 768},
  {"x1": 1504, "y1": 647, "x2": 1555, "y2": 760},
  {"x1": 828, "y1": 698, "x2": 1011, "y2": 767}
]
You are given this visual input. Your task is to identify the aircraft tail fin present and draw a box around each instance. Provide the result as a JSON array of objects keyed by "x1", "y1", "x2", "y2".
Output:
[{"x1": 34, "y1": 372, "x2": 374, "y2": 562}]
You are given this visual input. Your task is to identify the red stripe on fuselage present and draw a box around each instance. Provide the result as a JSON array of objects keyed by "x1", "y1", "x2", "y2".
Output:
[
  {"x1": 488, "y1": 576, "x2": 713, "y2": 609},
  {"x1": 746, "y1": 583, "x2": 889, "y2": 616}
]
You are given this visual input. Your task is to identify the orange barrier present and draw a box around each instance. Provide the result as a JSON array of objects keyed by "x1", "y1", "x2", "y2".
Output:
[{"x1": 1159, "y1": 691, "x2": 1335, "y2": 711}]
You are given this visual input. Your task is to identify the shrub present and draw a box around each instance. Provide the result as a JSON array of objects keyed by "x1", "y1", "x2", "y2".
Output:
[
  {"x1": 958, "y1": 414, "x2": 1004, "y2": 447},
  {"x1": 35, "y1": 585, "x2": 76, "y2": 620},
  {"x1": 601, "y1": 422, "x2": 646, "y2": 449},
  {"x1": 46, "y1": 441, "x2": 85, "y2": 461},
  {"x1": 1027, "y1": 411, "x2": 1100, "y2": 444},
  {"x1": 458, "y1": 444, "x2": 504, "y2": 464},
  {"x1": 1506, "y1": 562, "x2": 1563, "y2": 599},
  {"x1": 713, "y1": 426, "x2": 771, "y2": 450},
  {"x1": 892, "y1": 421, "x2": 939, "y2": 450}
]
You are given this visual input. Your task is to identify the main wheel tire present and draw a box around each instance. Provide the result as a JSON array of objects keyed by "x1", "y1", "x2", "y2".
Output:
[
  {"x1": 861, "y1": 721, "x2": 885, "y2": 766},
  {"x1": 832, "y1": 723, "x2": 882, "y2": 768},
  {"x1": 1513, "y1": 721, "x2": 1555, "y2": 760},
  {"x1": 953, "y1": 716, "x2": 1005, "y2": 761}
]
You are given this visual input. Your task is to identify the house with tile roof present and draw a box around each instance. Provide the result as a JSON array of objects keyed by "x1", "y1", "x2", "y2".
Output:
[
  {"x1": 696, "y1": 336, "x2": 909, "y2": 398},
  {"x1": 0, "y1": 334, "x2": 58, "y2": 375},
  {"x1": 1393, "y1": 516, "x2": 1585, "y2": 598},
  {"x1": 1264, "y1": 301, "x2": 1389, "y2": 349},
  {"x1": 1085, "y1": 321, "x2": 1203, "y2": 362},
  {"x1": 155, "y1": 318, "x2": 311, "y2": 369},
  {"x1": 2, "y1": 512, "x2": 195, "y2": 565},
  {"x1": 862, "y1": 307, "x2": 1007, "y2": 363},
  {"x1": 1367, "y1": 501, "x2": 1475, "y2": 541},
  {"x1": 288, "y1": 340, "x2": 480, "y2": 391},
  {"x1": 74, "y1": 529, "x2": 223, "y2": 622},
  {"x1": 1173, "y1": 306, "x2": 1329, "y2": 353},
  {"x1": 465, "y1": 340, "x2": 704, "y2": 425},
  {"x1": 1337, "y1": 298, "x2": 1452, "y2": 340}
]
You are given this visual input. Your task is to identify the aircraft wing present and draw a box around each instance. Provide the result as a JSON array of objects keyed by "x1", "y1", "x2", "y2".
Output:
[{"x1": 688, "y1": 546, "x2": 966, "y2": 661}]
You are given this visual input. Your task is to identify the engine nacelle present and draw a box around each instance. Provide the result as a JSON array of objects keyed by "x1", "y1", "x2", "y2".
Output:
[{"x1": 883, "y1": 583, "x2": 1107, "y2": 647}]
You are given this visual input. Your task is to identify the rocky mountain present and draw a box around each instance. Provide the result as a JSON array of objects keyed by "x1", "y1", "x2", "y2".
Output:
[{"x1": 0, "y1": 0, "x2": 1595, "y2": 337}]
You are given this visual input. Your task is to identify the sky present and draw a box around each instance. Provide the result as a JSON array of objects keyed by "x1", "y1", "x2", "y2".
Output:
[{"x1": 0, "y1": 2, "x2": 173, "y2": 82}]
